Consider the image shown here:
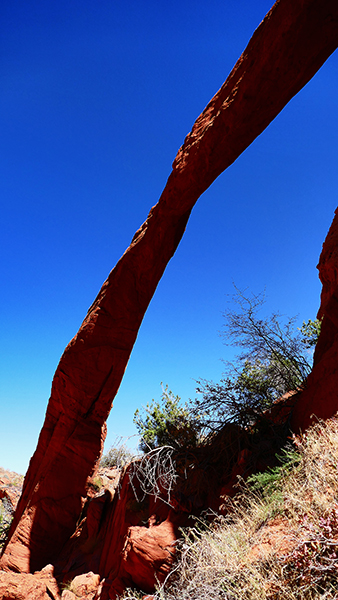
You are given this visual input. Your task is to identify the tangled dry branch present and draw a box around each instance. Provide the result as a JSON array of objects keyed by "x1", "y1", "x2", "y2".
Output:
[{"x1": 128, "y1": 446, "x2": 178, "y2": 507}]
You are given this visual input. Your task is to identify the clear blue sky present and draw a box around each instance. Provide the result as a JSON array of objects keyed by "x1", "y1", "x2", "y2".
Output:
[{"x1": 1, "y1": 0, "x2": 337, "y2": 474}]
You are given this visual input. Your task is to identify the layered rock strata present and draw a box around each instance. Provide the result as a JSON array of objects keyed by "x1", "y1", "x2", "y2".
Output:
[{"x1": 1, "y1": 0, "x2": 338, "y2": 575}]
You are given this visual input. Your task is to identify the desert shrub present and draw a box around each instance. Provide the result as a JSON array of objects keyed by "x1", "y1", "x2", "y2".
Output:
[
  {"x1": 134, "y1": 385, "x2": 201, "y2": 453},
  {"x1": 284, "y1": 508, "x2": 338, "y2": 595},
  {"x1": 100, "y1": 438, "x2": 135, "y2": 469},
  {"x1": 245, "y1": 446, "x2": 301, "y2": 515},
  {"x1": 220, "y1": 289, "x2": 316, "y2": 386}
]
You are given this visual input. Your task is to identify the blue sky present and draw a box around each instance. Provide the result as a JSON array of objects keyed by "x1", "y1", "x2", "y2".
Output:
[{"x1": 1, "y1": 0, "x2": 337, "y2": 474}]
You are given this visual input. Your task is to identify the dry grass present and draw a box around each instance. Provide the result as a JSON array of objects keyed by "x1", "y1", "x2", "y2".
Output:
[{"x1": 120, "y1": 417, "x2": 338, "y2": 600}]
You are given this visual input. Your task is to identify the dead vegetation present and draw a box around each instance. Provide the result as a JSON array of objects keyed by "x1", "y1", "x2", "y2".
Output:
[{"x1": 120, "y1": 416, "x2": 338, "y2": 600}]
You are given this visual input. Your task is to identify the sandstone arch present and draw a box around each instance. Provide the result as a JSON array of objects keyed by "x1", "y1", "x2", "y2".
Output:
[{"x1": 1, "y1": 0, "x2": 338, "y2": 573}]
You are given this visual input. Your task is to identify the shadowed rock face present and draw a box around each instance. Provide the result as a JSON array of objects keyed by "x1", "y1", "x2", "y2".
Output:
[
  {"x1": 292, "y1": 209, "x2": 338, "y2": 430},
  {"x1": 1, "y1": 0, "x2": 338, "y2": 575}
]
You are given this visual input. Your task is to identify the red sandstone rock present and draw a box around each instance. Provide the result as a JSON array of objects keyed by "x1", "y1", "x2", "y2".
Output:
[
  {"x1": 2, "y1": 0, "x2": 338, "y2": 579},
  {"x1": 0, "y1": 486, "x2": 15, "y2": 514},
  {"x1": 0, "y1": 564, "x2": 60, "y2": 600},
  {"x1": 113, "y1": 517, "x2": 176, "y2": 595},
  {"x1": 64, "y1": 572, "x2": 100, "y2": 599},
  {"x1": 60, "y1": 592, "x2": 76, "y2": 600},
  {"x1": 55, "y1": 462, "x2": 182, "y2": 598},
  {"x1": 292, "y1": 208, "x2": 338, "y2": 430},
  {"x1": 53, "y1": 440, "x2": 225, "y2": 591}
]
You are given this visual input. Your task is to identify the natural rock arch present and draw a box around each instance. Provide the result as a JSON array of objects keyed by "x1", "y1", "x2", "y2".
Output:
[{"x1": 1, "y1": 0, "x2": 338, "y2": 574}]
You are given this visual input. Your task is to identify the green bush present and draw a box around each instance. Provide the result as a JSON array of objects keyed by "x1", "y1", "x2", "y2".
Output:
[{"x1": 134, "y1": 385, "x2": 201, "y2": 453}]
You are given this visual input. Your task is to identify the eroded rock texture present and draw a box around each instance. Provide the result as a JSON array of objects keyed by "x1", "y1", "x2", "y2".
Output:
[
  {"x1": 292, "y1": 208, "x2": 338, "y2": 430},
  {"x1": 55, "y1": 463, "x2": 180, "y2": 599},
  {"x1": 1, "y1": 0, "x2": 338, "y2": 578},
  {"x1": 0, "y1": 564, "x2": 60, "y2": 600}
]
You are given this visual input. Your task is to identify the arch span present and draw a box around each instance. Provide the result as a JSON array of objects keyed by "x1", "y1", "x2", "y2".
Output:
[{"x1": 1, "y1": 0, "x2": 338, "y2": 572}]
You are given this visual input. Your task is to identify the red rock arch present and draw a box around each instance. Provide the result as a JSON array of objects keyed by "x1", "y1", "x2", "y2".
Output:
[{"x1": 1, "y1": 0, "x2": 338, "y2": 573}]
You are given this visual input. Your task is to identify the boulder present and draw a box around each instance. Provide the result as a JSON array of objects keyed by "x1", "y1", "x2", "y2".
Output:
[
  {"x1": 60, "y1": 572, "x2": 100, "y2": 600},
  {"x1": 0, "y1": 564, "x2": 60, "y2": 600}
]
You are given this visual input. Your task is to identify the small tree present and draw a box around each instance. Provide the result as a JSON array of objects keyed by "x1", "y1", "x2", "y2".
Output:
[
  {"x1": 134, "y1": 385, "x2": 201, "y2": 452},
  {"x1": 192, "y1": 289, "x2": 319, "y2": 432},
  {"x1": 134, "y1": 290, "x2": 321, "y2": 449},
  {"x1": 221, "y1": 288, "x2": 312, "y2": 390}
]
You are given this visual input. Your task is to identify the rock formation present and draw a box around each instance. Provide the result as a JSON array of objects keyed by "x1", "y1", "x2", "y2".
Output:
[
  {"x1": 52, "y1": 424, "x2": 248, "y2": 597},
  {"x1": 0, "y1": 565, "x2": 60, "y2": 600},
  {"x1": 1, "y1": 0, "x2": 338, "y2": 589},
  {"x1": 54, "y1": 461, "x2": 180, "y2": 598},
  {"x1": 292, "y1": 208, "x2": 338, "y2": 430}
]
